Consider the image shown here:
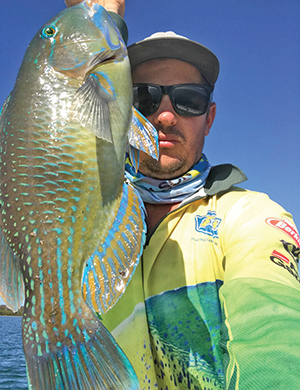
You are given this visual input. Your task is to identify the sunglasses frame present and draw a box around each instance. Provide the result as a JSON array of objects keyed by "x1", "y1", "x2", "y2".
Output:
[{"x1": 133, "y1": 83, "x2": 214, "y2": 117}]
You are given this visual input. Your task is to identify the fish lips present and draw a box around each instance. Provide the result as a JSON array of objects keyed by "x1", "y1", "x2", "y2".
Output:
[{"x1": 51, "y1": 42, "x2": 125, "y2": 80}]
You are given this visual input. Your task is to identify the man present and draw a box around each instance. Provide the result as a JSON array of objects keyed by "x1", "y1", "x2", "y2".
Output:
[{"x1": 67, "y1": 1, "x2": 300, "y2": 389}]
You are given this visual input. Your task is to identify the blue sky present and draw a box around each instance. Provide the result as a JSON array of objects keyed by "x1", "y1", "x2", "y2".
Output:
[{"x1": 0, "y1": 0, "x2": 299, "y2": 305}]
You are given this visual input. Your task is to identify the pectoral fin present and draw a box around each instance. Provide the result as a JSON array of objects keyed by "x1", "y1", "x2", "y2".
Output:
[
  {"x1": 127, "y1": 107, "x2": 159, "y2": 171},
  {"x1": 71, "y1": 74, "x2": 114, "y2": 142},
  {"x1": 82, "y1": 182, "x2": 146, "y2": 314},
  {"x1": 0, "y1": 228, "x2": 25, "y2": 312}
]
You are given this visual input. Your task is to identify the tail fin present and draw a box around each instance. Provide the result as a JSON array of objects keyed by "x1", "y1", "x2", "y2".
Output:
[{"x1": 24, "y1": 311, "x2": 139, "y2": 389}]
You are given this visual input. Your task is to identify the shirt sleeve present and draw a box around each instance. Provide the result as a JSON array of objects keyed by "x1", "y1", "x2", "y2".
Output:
[{"x1": 218, "y1": 191, "x2": 300, "y2": 389}]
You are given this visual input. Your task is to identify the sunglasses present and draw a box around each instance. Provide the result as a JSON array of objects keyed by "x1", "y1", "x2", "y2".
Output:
[{"x1": 133, "y1": 83, "x2": 213, "y2": 117}]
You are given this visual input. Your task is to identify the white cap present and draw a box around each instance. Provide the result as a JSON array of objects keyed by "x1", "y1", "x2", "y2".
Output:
[{"x1": 128, "y1": 31, "x2": 219, "y2": 86}]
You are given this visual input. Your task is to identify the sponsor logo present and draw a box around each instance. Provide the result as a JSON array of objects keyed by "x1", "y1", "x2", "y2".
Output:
[
  {"x1": 270, "y1": 240, "x2": 300, "y2": 283},
  {"x1": 195, "y1": 211, "x2": 221, "y2": 238},
  {"x1": 266, "y1": 218, "x2": 300, "y2": 248},
  {"x1": 271, "y1": 250, "x2": 290, "y2": 264}
]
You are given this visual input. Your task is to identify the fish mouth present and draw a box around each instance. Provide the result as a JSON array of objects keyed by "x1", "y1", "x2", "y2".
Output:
[
  {"x1": 88, "y1": 52, "x2": 116, "y2": 69},
  {"x1": 86, "y1": 47, "x2": 124, "y2": 73},
  {"x1": 53, "y1": 42, "x2": 125, "y2": 79}
]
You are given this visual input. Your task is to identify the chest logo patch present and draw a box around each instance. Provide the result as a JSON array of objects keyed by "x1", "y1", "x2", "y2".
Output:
[{"x1": 195, "y1": 211, "x2": 221, "y2": 238}]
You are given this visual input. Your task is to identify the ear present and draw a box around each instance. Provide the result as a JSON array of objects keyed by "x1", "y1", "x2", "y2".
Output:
[{"x1": 205, "y1": 102, "x2": 216, "y2": 136}]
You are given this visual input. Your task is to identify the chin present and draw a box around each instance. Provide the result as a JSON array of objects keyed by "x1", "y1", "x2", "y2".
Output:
[{"x1": 139, "y1": 152, "x2": 193, "y2": 178}]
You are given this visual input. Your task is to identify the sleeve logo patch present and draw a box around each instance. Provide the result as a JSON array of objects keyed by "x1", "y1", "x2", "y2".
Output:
[
  {"x1": 266, "y1": 218, "x2": 300, "y2": 248},
  {"x1": 195, "y1": 211, "x2": 221, "y2": 238},
  {"x1": 270, "y1": 240, "x2": 300, "y2": 283},
  {"x1": 271, "y1": 249, "x2": 290, "y2": 264}
]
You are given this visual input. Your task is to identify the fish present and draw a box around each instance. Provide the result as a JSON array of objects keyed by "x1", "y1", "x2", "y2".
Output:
[{"x1": 0, "y1": 2, "x2": 158, "y2": 389}]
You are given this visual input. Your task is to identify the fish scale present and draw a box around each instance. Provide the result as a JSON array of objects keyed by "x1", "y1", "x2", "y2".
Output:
[
  {"x1": 2, "y1": 123, "x2": 104, "y2": 256},
  {"x1": 0, "y1": 2, "x2": 158, "y2": 389}
]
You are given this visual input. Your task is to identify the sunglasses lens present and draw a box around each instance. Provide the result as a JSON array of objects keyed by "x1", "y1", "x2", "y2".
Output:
[
  {"x1": 133, "y1": 84, "x2": 211, "y2": 117},
  {"x1": 133, "y1": 85, "x2": 161, "y2": 116},
  {"x1": 172, "y1": 86, "x2": 210, "y2": 116}
]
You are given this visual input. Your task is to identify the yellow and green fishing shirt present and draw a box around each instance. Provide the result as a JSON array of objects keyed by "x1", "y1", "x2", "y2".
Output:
[{"x1": 102, "y1": 164, "x2": 300, "y2": 389}]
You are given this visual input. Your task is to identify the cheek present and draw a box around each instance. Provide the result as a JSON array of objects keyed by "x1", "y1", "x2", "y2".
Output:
[
  {"x1": 183, "y1": 117, "x2": 207, "y2": 142},
  {"x1": 182, "y1": 119, "x2": 207, "y2": 163},
  {"x1": 139, "y1": 150, "x2": 150, "y2": 163},
  {"x1": 146, "y1": 115, "x2": 156, "y2": 126}
]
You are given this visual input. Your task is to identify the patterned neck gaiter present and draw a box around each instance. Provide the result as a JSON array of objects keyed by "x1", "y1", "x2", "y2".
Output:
[{"x1": 125, "y1": 154, "x2": 211, "y2": 204}]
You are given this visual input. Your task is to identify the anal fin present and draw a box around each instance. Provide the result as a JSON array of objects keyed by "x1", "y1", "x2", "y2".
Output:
[{"x1": 82, "y1": 182, "x2": 146, "y2": 314}]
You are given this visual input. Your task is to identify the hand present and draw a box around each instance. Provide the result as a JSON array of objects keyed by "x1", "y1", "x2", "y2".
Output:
[{"x1": 64, "y1": 0, "x2": 125, "y2": 17}]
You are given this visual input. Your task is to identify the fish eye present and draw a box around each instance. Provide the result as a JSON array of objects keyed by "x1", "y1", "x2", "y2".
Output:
[{"x1": 41, "y1": 25, "x2": 57, "y2": 39}]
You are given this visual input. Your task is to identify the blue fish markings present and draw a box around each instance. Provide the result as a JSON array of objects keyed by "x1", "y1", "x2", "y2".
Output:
[{"x1": 0, "y1": 2, "x2": 158, "y2": 389}]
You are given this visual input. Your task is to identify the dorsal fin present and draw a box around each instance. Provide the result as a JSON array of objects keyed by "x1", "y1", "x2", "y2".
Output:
[{"x1": 0, "y1": 228, "x2": 25, "y2": 312}]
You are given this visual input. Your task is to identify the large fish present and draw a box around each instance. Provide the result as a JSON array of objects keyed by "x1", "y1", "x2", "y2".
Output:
[{"x1": 0, "y1": 2, "x2": 158, "y2": 389}]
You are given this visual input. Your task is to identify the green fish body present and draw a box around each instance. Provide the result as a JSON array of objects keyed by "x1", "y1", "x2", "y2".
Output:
[{"x1": 0, "y1": 2, "x2": 157, "y2": 389}]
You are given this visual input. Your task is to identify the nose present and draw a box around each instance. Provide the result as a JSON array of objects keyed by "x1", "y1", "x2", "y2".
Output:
[{"x1": 152, "y1": 95, "x2": 177, "y2": 127}]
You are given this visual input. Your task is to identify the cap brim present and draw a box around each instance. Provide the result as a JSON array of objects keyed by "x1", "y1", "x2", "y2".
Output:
[{"x1": 128, "y1": 37, "x2": 219, "y2": 86}]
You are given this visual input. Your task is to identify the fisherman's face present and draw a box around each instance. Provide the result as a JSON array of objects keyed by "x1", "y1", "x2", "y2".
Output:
[{"x1": 132, "y1": 59, "x2": 216, "y2": 180}]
